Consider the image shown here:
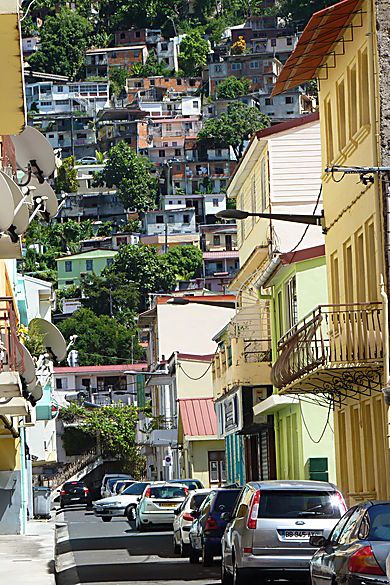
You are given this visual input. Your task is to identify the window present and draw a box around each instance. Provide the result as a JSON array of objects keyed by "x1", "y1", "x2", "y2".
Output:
[
  {"x1": 349, "y1": 63, "x2": 358, "y2": 136},
  {"x1": 344, "y1": 241, "x2": 354, "y2": 303},
  {"x1": 355, "y1": 231, "x2": 365, "y2": 301},
  {"x1": 106, "y1": 258, "x2": 114, "y2": 267},
  {"x1": 150, "y1": 79, "x2": 155, "y2": 86},
  {"x1": 161, "y1": 43, "x2": 168, "y2": 51},
  {"x1": 359, "y1": 48, "x2": 370, "y2": 126},
  {"x1": 216, "y1": 262, "x2": 223, "y2": 271},
  {"x1": 159, "y1": 149, "x2": 165, "y2": 157},
  {"x1": 155, "y1": 215, "x2": 164, "y2": 223},
  {"x1": 337, "y1": 78, "x2": 346, "y2": 150},
  {"x1": 135, "y1": 31, "x2": 141, "y2": 38},
  {"x1": 330, "y1": 253, "x2": 340, "y2": 304},
  {"x1": 285, "y1": 96, "x2": 294, "y2": 104},
  {"x1": 271, "y1": 38, "x2": 276, "y2": 46},
  {"x1": 265, "y1": 98, "x2": 273, "y2": 105},
  {"x1": 86, "y1": 259, "x2": 93, "y2": 271},
  {"x1": 213, "y1": 198, "x2": 219, "y2": 207},
  {"x1": 324, "y1": 97, "x2": 334, "y2": 163},
  {"x1": 213, "y1": 235, "x2": 221, "y2": 245},
  {"x1": 177, "y1": 200, "x2": 182, "y2": 204},
  {"x1": 65, "y1": 260, "x2": 72, "y2": 272},
  {"x1": 258, "y1": 490, "x2": 344, "y2": 520},
  {"x1": 112, "y1": 52, "x2": 117, "y2": 58},
  {"x1": 183, "y1": 214, "x2": 190, "y2": 224},
  {"x1": 215, "y1": 64, "x2": 223, "y2": 73},
  {"x1": 231, "y1": 62, "x2": 242, "y2": 70},
  {"x1": 285, "y1": 276, "x2": 297, "y2": 330},
  {"x1": 65, "y1": 280, "x2": 74, "y2": 285},
  {"x1": 364, "y1": 221, "x2": 376, "y2": 301},
  {"x1": 166, "y1": 123, "x2": 172, "y2": 131},
  {"x1": 287, "y1": 37, "x2": 293, "y2": 45},
  {"x1": 57, "y1": 85, "x2": 63, "y2": 92},
  {"x1": 120, "y1": 32, "x2": 126, "y2": 39},
  {"x1": 250, "y1": 61, "x2": 260, "y2": 69},
  {"x1": 175, "y1": 149, "x2": 181, "y2": 156},
  {"x1": 192, "y1": 100, "x2": 199, "y2": 108},
  {"x1": 367, "y1": 504, "x2": 390, "y2": 541},
  {"x1": 177, "y1": 78, "x2": 182, "y2": 85},
  {"x1": 337, "y1": 507, "x2": 363, "y2": 545}
]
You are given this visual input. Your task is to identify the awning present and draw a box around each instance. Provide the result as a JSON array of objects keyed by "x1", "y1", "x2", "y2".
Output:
[
  {"x1": 253, "y1": 394, "x2": 299, "y2": 417},
  {"x1": 179, "y1": 398, "x2": 217, "y2": 437},
  {"x1": 272, "y1": 0, "x2": 362, "y2": 96}
]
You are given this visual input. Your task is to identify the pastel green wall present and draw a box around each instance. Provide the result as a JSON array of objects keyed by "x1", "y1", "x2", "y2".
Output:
[{"x1": 57, "y1": 250, "x2": 117, "y2": 288}]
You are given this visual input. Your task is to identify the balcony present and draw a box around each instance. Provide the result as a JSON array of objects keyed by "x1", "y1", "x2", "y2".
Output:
[
  {"x1": 271, "y1": 303, "x2": 383, "y2": 398},
  {"x1": 0, "y1": 298, "x2": 24, "y2": 399}
]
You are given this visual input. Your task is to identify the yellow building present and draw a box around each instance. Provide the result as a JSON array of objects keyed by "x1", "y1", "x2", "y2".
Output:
[{"x1": 272, "y1": 0, "x2": 390, "y2": 502}]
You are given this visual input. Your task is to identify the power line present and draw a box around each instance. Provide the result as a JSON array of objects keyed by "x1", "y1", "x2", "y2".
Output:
[
  {"x1": 299, "y1": 399, "x2": 332, "y2": 444},
  {"x1": 177, "y1": 357, "x2": 215, "y2": 380},
  {"x1": 286, "y1": 185, "x2": 323, "y2": 262}
]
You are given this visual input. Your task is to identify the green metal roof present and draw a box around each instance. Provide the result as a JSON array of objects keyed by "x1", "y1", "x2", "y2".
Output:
[{"x1": 56, "y1": 249, "x2": 117, "y2": 262}]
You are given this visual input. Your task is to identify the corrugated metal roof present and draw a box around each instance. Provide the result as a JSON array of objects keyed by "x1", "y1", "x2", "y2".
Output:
[
  {"x1": 179, "y1": 398, "x2": 217, "y2": 437},
  {"x1": 54, "y1": 363, "x2": 147, "y2": 374},
  {"x1": 203, "y1": 251, "x2": 239, "y2": 259}
]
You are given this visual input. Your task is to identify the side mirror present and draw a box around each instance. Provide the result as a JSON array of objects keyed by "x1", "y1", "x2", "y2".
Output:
[
  {"x1": 220, "y1": 511, "x2": 231, "y2": 521},
  {"x1": 136, "y1": 497, "x2": 141, "y2": 502},
  {"x1": 309, "y1": 535, "x2": 327, "y2": 548}
]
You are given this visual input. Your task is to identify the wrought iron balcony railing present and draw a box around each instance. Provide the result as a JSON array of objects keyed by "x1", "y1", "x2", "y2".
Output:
[
  {"x1": 271, "y1": 303, "x2": 383, "y2": 389},
  {"x1": 0, "y1": 297, "x2": 24, "y2": 374}
]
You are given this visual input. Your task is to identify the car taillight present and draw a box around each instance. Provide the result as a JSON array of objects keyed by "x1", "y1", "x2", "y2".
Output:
[
  {"x1": 144, "y1": 487, "x2": 151, "y2": 498},
  {"x1": 183, "y1": 512, "x2": 193, "y2": 521},
  {"x1": 247, "y1": 490, "x2": 260, "y2": 529},
  {"x1": 205, "y1": 517, "x2": 218, "y2": 531},
  {"x1": 60, "y1": 490, "x2": 66, "y2": 496},
  {"x1": 184, "y1": 487, "x2": 189, "y2": 495},
  {"x1": 83, "y1": 487, "x2": 89, "y2": 493},
  {"x1": 335, "y1": 490, "x2": 347, "y2": 514},
  {"x1": 348, "y1": 546, "x2": 385, "y2": 576}
]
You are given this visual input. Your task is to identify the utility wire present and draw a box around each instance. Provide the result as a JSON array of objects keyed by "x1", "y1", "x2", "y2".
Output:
[
  {"x1": 286, "y1": 185, "x2": 323, "y2": 263},
  {"x1": 177, "y1": 356, "x2": 215, "y2": 380},
  {"x1": 299, "y1": 399, "x2": 332, "y2": 444}
]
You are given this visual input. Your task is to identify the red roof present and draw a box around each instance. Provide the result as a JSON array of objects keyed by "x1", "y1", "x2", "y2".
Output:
[
  {"x1": 272, "y1": 0, "x2": 361, "y2": 96},
  {"x1": 203, "y1": 251, "x2": 239, "y2": 260},
  {"x1": 177, "y1": 353, "x2": 215, "y2": 362},
  {"x1": 179, "y1": 398, "x2": 217, "y2": 437},
  {"x1": 280, "y1": 244, "x2": 325, "y2": 265},
  {"x1": 156, "y1": 294, "x2": 236, "y2": 305},
  {"x1": 54, "y1": 363, "x2": 147, "y2": 374}
]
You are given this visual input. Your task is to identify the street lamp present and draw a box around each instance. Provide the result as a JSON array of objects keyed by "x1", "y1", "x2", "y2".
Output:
[{"x1": 216, "y1": 209, "x2": 325, "y2": 229}]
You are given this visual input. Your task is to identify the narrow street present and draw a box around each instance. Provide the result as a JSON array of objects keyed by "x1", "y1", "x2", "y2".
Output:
[{"x1": 56, "y1": 508, "x2": 220, "y2": 585}]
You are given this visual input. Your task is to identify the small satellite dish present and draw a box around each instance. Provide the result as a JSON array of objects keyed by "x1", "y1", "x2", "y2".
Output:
[
  {"x1": 20, "y1": 344, "x2": 36, "y2": 385},
  {"x1": 0, "y1": 173, "x2": 17, "y2": 232},
  {"x1": 29, "y1": 382, "x2": 43, "y2": 402},
  {"x1": 0, "y1": 234, "x2": 22, "y2": 258},
  {"x1": 12, "y1": 126, "x2": 56, "y2": 181},
  {"x1": 28, "y1": 318, "x2": 67, "y2": 362},
  {"x1": 0, "y1": 171, "x2": 29, "y2": 236},
  {"x1": 23, "y1": 175, "x2": 59, "y2": 219}
]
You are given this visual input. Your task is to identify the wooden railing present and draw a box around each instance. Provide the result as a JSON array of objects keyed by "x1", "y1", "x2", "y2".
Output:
[
  {"x1": 0, "y1": 297, "x2": 24, "y2": 374},
  {"x1": 271, "y1": 303, "x2": 383, "y2": 389}
]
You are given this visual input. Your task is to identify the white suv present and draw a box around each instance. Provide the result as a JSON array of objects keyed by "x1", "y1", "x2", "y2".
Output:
[{"x1": 136, "y1": 483, "x2": 188, "y2": 531}]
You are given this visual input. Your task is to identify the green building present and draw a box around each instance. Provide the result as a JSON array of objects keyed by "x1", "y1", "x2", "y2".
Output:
[
  {"x1": 254, "y1": 245, "x2": 336, "y2": 483},
  {"x1": 56, "y1": 248, "x2": 117, "y2": 289}
]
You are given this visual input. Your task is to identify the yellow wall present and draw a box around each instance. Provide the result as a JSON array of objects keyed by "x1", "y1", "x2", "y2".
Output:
[{"x1": 184, "y1": 438, "x2": 225, "y2": 488}]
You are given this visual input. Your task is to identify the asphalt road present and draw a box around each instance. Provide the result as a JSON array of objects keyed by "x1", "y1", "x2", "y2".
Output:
[{"x1": 55, "y1": 506, "x2": 221, "y2": 585}]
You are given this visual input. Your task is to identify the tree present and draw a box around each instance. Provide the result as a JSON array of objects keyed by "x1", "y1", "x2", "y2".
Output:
[
  {"x1": 58, "y1": 307, "x2": 143, "y2": 365},
  {"x1": 28, "y1": 9, "x2": 92, "y2": 79},
  {"x1": 164, "y1": 246, "x2": 203, "y2": 280},
  {"x1": 198, "y1": 102, "x2": 269, "y2": 159},
  {"x1": 179, "y1": 30, "x2": 210, "y2": 76},
  {"x1": 105, "y1": 244, "x2": 176, "y2": 310},
  {"x1": 268, "y1": 0, "x2": 336, "y2": 27},
  {"x1": 109, "y1": 67, "x2": 128, "y2": 98},
  {"x1": 231, "y1": 36, "x2": 247, "y2": 54},
  {"x1": 54, "y1": 156, "x2": 78, "y2": 194},
  {"x1": 130, "y1": 51, "x2": 172, "y2": 78},
  {"x1": 216, "y1": 76, "x2": 251, "y2": 99},
  {"x1": 94, "y1": 141, "x2": 158, "y2": 212}
]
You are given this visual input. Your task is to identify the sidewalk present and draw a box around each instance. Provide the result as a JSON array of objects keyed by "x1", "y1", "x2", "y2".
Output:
[{"x1": 0, "y1": 516, "x2": 56, "y2": 584}]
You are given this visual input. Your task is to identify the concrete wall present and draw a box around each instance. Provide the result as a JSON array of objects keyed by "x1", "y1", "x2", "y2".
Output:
[
  {"x1": 0, "y1": 470, "x2": 22, "y2": 534},
  {"x1": 186, "y1": 439, "x2": 225, "y2": 488},
  {"x1": 175, "y1": 358, "x2": 214, "y2": 398}
]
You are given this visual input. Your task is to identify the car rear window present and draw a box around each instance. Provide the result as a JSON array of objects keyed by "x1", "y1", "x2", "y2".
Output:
[
  {"x1": 258, "y1": 490, "x2": 343, "y2": 519},
  {"x1": 64, "y1": 482, "x2": 84, "y2": 489},
  {"x1": 190, "y1": 493, "x2": 208, "y2": 509},
  {"x1": 149, "y1": 486, "x2": 187, "y2": 499},
  {"x1": 368, "y1": 504, "x2": 390, "y2": 541},
  {"x1": 213, "y1": 490, "x2": 241, "y2": 513},
  {"x1": 123, "y1": 482, "x2": 149, "y2": 495}
]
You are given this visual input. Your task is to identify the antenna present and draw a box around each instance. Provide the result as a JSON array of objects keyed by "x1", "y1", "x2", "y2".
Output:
[
  {"x1": 12, "y1": 126, "x2": 56, "y2": 182},
  {"x1": 20, "y1": 344, "x2": 36, "y2": 385},
  {"x1": 24, "y1": 175, "x2": 59, "y2": 219},
  {"x1": 0, "y1": 171, "x2": 29, "y2": 238},
  {"x1": 0, "y1": 234, "x2": 22, "y2": 258},
  {"x1": 28, "y1": 318, "x2": 67, "y2": 362},
  {"x1": 0, "y1": 173, "x2": 17, "y2": 232}
]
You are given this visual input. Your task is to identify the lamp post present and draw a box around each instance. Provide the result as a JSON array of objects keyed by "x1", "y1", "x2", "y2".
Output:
[{"x1": 215, "y1": 209, "x2": 325, "y2": 230}]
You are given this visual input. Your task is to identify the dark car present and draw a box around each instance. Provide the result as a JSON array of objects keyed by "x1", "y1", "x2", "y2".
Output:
[
  {"x1": 189, "y1": 487, "x2": 241, "y2": 566},
  {"x1": 60, "y1": 481, "x2": 92, "y2": 508},
  {"x1": 310, "y1": 501, "x2": 390, "y2": 585},
  {"x1": 169, "y1": 479, "x2": 204, "y2": 490}
]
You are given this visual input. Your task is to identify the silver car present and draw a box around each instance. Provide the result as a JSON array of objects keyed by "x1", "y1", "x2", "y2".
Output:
[{"x1": 221, "y1": 480, "x2": 347, "y2": 585}]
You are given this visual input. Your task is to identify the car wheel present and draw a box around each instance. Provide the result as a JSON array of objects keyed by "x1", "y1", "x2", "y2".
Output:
[
  {"x1": 102, "y1": 517, "x2": 112, "y2": 522},
  {"x1": 221, "y1": 559, "x2": 233, "y2": 585},
  {"x1": 189, "y1": 545, "x2": 200, "y2": 564},
  {"x1": 202, "y1": 544, "x2": 213, "y2": 567},
  {"x1": 180, "y1": 542, "x2": 190, "y2": 558},
  {"x1": 125, "y1": 505, "x2": 136, "y2": 521},
  {"x1": 232, "y1": 557, "x2": 244, "y2": 585},
  {"x1": 173, "y1": 535, "x2": 180, "y2": 555}
]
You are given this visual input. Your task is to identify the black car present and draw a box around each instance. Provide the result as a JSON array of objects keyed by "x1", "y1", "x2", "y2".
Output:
[
  {"x1": 189, "y1": 487, "x2": 241, "y2": 566},
  {"x1": 310, "y1": 501, "x2": 390, "y2": 585},
  {"x1": 60, "y1": 481, "x2": 92, "y2": 508}
]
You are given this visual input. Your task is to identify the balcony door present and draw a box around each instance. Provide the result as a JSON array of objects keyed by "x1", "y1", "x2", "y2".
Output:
[{"x1": 208, "y1": 451, "x2": 226, "y2": 486}]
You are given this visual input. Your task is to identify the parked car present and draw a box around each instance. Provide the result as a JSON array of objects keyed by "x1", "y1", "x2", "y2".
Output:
[
  {"x1": 169, "y1": 479, "x2": 204, "y2": 490},
  {"x1": 60, "y1": 480, "x2": 92, "y2": 509},
  {"x1": 189, "y1": 487, "x2": 241, "y2": 566},
  {"x1": 113, "y1": 479, "x2": 135, "y2": 495},
  {"x1": 76, "y1": 156, "x2": 97, "y2": 165},
  {"x1": 221, "y1": 480, "x2": 347, "y2": 585},
  {"x1": 136, "y1": 482, "x2": 189, "y2": 531},
  {"x1": 173, "y1": 489, "x2": 211, "y2": 556},
  {"x1": 310, "y1": 501, "x2": 390, "y2": 585},
  {"x1": 100, "y1": 474, "x2": 133, "y2": 498},
  {"x1": 94, "y1": 481, "x2": 150, "y2": 522}
]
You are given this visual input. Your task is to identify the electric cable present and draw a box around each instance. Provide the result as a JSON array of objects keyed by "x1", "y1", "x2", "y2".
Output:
[
  {"x1": 285, "y1": 185, "x2": 323, "y2": 264},
  {"x1": 177, "y1": 353, "x2": 216, "y2": 380},
  {"x1": 299, "y1": 399, "x2": 332, "y2": 444}
]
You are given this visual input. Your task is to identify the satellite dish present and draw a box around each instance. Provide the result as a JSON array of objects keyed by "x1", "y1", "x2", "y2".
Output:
[
  {"x1": 29, "y1": 382, "x2": 43, "y2": 402},
  {"x1": 12, "y1": 126, "x2": 56, "y2": 181},
  {"x1": 23, "y1": 175, "x2": 59, "y2": 219},
  {"x1": 0, "y1": 173, "x2": 17, "y2": 232},
  {"x1": 20, "y1": 344, "x2": 36, "y2": 385},
  {"x1": 28, "y1": 318, "x2": 67, "y2": 362},
  {"x1": 0, "y1": 171, "x2": 29, "y2": 236},
  {"x1": 0, "y1": 234, "x2": 22, "y2": 258}
]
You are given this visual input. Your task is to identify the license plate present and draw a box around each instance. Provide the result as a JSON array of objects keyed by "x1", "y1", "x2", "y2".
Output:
[
  {"x1": 283, "y1": 530, "x2": 321, "y2": 539},
  {"x1": 159, "y1": 502, "x2": 176, "y2": 508},
  {"x1": 70, "y1": 497, "x2": 81, "y2": 501}
]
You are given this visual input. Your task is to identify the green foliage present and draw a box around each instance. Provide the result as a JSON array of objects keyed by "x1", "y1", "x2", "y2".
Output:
[
  {"x1": 216, "y1": 76, "x2": 251, "y2": 99},
  {"x1": 94, "y1": 141, "x2": 158, "y2": 212},
  {"x1": 164, "y1": 246, "x2": 203, "y2": 280},
  {"x1": 268, "y1": 0, "x2": 334, "y2": 26},
  {"x1": 105, "y1": 244, "x2": 176, "y2": 310},
  {"x1": 130, "y1": 51, "x2": 172, "y2": 78},
  {"x1": 54, "y1": 156, "x2": 78, "y2": 194},
  {"x1": 20, "y1": 321, "x2": 46, "y2": 358},
  {"x1": 109, "y1": 67, "x2": 128, "y2": 97},
  {"x1": 58, "y1": 307, "x2": 143, "y2": 366},
  {"x1": 198, "y1": 102, "x2": 269, "y2": 159},
  {"x1": 96, "y1": 222, "x2": 114, "y2": 236},
  {"x1": 60, "y1": 401, "x2": 86, "y2": 423},
  {"x1": 62, "y1": 427, "x2": 96, "y2": 455},
  {"x1": 179, "y1": 30, "x2": 209, "y2": 76},
  {"x1": 28, "y1": 9, "x2": 93, "y2": 79}
]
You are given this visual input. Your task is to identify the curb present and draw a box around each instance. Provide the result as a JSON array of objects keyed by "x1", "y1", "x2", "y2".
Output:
[{"x1": 55, "y1": 512, "x2": 80, "y2": 585}]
